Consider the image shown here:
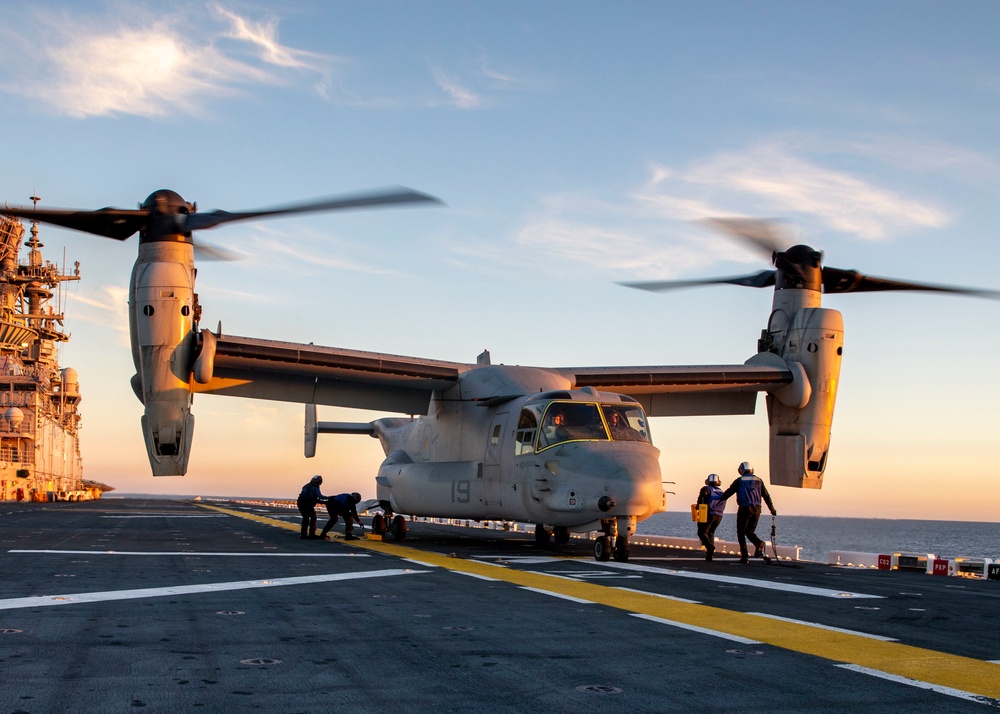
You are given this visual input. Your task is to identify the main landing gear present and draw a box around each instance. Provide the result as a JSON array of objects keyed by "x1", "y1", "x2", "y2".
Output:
[
  {"x1": 533, "y1": 525, "x2": 572, "y2": 546},
  {"x1": 370, "y1": 511, "x2": 408, "y2": 541}
]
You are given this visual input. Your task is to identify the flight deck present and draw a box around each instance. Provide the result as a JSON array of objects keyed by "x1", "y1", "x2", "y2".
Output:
[{"x1": 0, "y1": 498, "x2": 997, "y2": 713}]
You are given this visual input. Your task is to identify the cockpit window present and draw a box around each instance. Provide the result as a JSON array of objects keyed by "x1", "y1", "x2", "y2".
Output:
[
  {"x1": 514, "y1": 408, "x2": 538, "y2": 456},
  {"x1": 538, "y1": 402, "x2": 608, "y2": 449},
  {"x1": 530, "y1": 401, "x2": 652, "y2": 452},
  {"x1": 601, "y1": 404, "x2": 650, "y2": 442}
]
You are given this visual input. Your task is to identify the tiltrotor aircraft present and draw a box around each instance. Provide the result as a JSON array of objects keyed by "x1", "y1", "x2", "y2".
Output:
[{"x1": 1, "y1": 194, "x2": 995, "y2": 562}]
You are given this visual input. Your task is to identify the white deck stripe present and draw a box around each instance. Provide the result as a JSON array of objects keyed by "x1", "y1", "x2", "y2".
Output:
[
  {"x1": 835, "y1": 664, "x2": 999, "y2": 706},
  {"x1": 454, "y1": 572, "x2": 500, "y2": 582},
  {"x1": 614, "y1": 586, "x2": 701, "y2": 604},
  {"x1": 591, "y1": 561, "x2": 882, "y2": 599},
  {"x1": 631, "y1": 613, "x2": 761, "y2": 644},
  {"x1": 101, "y1": 515, "x2": 227, "y2": 518},
  {"x1": 746, "y1": 612, "x2": 897, "y2": 641},
  {"x1": 0, "y1": 569, "x2": 424, "y2": 611},
  {"x1": 8, "y1": 550, "x2": 368, "y2": 557},
  {"x1": 519, "y1": 586, "x2": 593, "y2": 604}
]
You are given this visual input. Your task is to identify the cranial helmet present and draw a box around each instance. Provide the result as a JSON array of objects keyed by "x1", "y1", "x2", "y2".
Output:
[
  {"x1": 351, "y1": 492, "x2": 362, "y2": 504},
  {"x1": 737, "y1": 462, "x2": 753, "y2": 476},
  {"x1": 705, "y1": 473, "x2": 721, "y2": 486},
  {"x1": 311, "y1": 475, "x2": 323, "y2": 484}
]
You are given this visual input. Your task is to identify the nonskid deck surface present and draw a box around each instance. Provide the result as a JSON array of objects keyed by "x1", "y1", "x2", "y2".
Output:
[{"x1": 0, "y1": 499, "x2": 996, "y2": 713}]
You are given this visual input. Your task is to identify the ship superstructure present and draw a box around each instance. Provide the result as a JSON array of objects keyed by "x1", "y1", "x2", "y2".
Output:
[{"x1": 0, "y1": 200, "x2": 98, "y2": 501}]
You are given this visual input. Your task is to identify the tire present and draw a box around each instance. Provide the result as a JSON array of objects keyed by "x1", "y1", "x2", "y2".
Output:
[
  {"x1": 613, "y1": 536, "x2": 630, "y2": 562},
  {"x1": 534, "y1": 524, "x2": 551, "y2": 545},
  {"x1": 392, "y1": 515, "x2": 407, "y2": 541},
  {"x1": 371, "y1": 514, "x2": 386, "y2": 536},
  {"x1": 553, "y1": 526, "x2": 570, "y2": 545},
  {"x1": 594, "y1": 535, "x2": 611, "y2": 562}
]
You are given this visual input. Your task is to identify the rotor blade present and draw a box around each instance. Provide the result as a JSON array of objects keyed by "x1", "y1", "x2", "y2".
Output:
[
  {"x1": 183, "y1": 187, "x2": 443, "y2": 232},
  {"x1": 620, "y1": 270, "x2": 777, "y2": 292},
  {"x1": 0, "y1": 206, "x2": 145, "y2": 240},
  {"x1": 701, "y1": 218, "x2": 794, "y2": 257},
  {"x1": 193, "y1": 240, "x2": 244, "y2": 262},
  {"x1": 823, "y1": 267, "x2": 1000, "y2": 299}
]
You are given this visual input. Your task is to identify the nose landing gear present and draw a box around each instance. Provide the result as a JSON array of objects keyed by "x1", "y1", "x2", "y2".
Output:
[{"x1": 594, "y1": 518, "x2": 632, "y2": 562}]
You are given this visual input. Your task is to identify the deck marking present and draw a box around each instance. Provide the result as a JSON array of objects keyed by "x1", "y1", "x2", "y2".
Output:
[
  {"x1": 746, "y1": 612, "x2": 897, "y2": 641},
  {"x1": 835, "y1": 664, "x2": 999, "y2": 706},
  {"x1": 204, "y1": 504, "x2": 1000, "y2": 701},
  {"x1": 101, "y1": 514, "x2": 226, "y2": 518},
  {"x1": 631, "y1": 613, "x2": 760, "y2": 644},
  {"x1": 454, "y1": 572, "x2": 500, "y2": 582},
  {"x1": 520, "y1": 587, "x2": 593, "y2": 604},
  {"x1": 542, "y1": 570, "x2": 642, "y2": 581},
  {"x1": 615, "y1": 586, "x2": 701, "y2": 604},
  {"x1": 0, "y1": 569, "x2": 425, "y2": 611},
  {"x1": 8, "y1": 550, "x2": 368, "y2": 557},
  {"x1": 589, "y1": 560, "x2": 882, "y2": 599}
]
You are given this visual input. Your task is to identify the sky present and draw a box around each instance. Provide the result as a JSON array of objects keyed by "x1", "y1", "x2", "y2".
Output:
[{"x1": 0, "y1": 1, "x2": 998, "y2": 521}]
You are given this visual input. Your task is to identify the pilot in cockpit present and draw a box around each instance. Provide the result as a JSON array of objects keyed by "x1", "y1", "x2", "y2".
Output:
[{"x1": 541, "y1": 406, "x2": 570, "y2": 446}]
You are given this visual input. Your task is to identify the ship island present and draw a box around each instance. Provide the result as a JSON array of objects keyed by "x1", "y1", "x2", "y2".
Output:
[{"x1": 0, "y1": 200, "x2": 107, "y2": 501}]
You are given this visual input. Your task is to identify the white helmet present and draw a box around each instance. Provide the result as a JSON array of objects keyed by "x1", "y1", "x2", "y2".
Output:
[
  {"x1": 705, "y1": 473, "x2": 721, "y2": 486},
  {"x1": 737, "y1": 461, "x2": 753, "y2": 476}
]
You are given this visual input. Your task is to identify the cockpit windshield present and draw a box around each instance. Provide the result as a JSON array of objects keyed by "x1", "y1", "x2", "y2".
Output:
[{"x1": 526, "y1": 401, "x2": 651, "y2": 452}]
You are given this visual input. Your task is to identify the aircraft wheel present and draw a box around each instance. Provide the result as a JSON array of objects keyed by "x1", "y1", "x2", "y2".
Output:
[
  {"x1": 392, "y1": 515, "x2": 408, "y2": 541},
  {"x1": 594, "y1": 536, "x2": 611, "y2": 562},
  {"x1": 553, "y1": 526, "x2": 570, "y2": 545},
  {"x1": 371, "y1": 514, "x2": 386, "y2": 536},
  {"x1": 534, "y1": 524, "x2": 551, "y2": 545},
  {"x1": 613, "y1": 536, "x2": 630, "y2": 562}
]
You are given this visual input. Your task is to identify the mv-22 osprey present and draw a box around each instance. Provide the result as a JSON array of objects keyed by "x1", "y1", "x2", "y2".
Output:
[{"x1": 2, "y1": 192, "x2": 995, "y2": 561}]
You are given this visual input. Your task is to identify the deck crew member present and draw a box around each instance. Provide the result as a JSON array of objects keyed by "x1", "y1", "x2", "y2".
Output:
[
  {"x1": 297, "y1": 475, "x2": 328, "y2": 540},
  {"x1": 721, "y1": 462, "x2": 776, "y2": 563},
  {"x1": 696, "y1": 473, "x2": 727, "y2": 561},
  {"x1": 321, "y1": 492, "x2": 365, "y2": 541}
]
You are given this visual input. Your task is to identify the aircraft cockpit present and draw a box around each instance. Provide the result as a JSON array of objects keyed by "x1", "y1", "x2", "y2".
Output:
[{"x1": 514, "y1": 395, "x2": 651, "y2": 455}]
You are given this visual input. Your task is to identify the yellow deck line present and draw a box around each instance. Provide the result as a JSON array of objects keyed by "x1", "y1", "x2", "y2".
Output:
[{"x1": 202, "y1": 504, "x2": 1000, "y2": 700}]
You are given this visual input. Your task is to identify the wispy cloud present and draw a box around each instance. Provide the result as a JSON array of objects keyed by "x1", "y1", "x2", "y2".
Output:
[
  {"x1": 510, "y1": 138, "x2": 955, "y2": 279},
  {"x1": 0, "y1": 3, "x2": 338, "y2": 117},
  {"x1": 71, "y1": 285, "x2": 130, "y2": 345},
  {"x1": 666, "y1": 143, "x2": 950, "y2": 240},
  {"x1": 431, "y1": 68, "x2": 484, "y2": 109},
  {"x1": 236, "y1": 225, "x2": 402, "y2": 277},
  {"x1": 429, "y1": 54, "x2": 545, "y2": 109}
]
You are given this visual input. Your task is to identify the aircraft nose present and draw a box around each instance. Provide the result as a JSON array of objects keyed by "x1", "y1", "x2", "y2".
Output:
[{"x1": 555, "y1": 443, "x2": 663, "y2": 518}]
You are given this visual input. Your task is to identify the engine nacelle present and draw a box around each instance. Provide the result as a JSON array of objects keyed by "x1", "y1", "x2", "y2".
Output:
[
  {"x1": 761, "y1": 306, "x2": 844, "y2": 488},
  {"x1": 129, "y1": 241, "x2": 197, "y2": 476}
]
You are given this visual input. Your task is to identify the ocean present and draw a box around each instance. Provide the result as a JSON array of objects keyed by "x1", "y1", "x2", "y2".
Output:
[{"x1": 638, "y1": 511, "x2": 1000, "y2": 563}]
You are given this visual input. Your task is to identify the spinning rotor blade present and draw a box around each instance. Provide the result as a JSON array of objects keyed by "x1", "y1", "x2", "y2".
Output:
[
  {"x1": 193, "y1": 241, "x2": 244, "y2": 262},
  {"x1": 183, "y1": 187, "x2": 442, "y2": 232},
  {"x1": 621, "y1": 216, "x2": 1000, "y2": 299},
  {"x1": 0, "y1": 186, "x2": 442, "y2": 242},
  {"x1": 822, "y1": 267, "x2": 1000, "y2": 298},
  {"x1": 0, "y1": 206, "x2": 146, "y2": 240},
  {"x1": 700, "y1": 217, "x2": 794, "y2": 257},
  {"x1": 620, "y1": 269, "x2": 776, "y2": 292}
]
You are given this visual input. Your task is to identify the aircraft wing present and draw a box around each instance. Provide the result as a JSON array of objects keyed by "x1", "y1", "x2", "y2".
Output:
[
  {"x1": 559, "y1": 363, "x2": 794, "y2": 416},
  {"x1": 192, "y1": 333, "x2": 793, "y2": 418},
  {"x1": 192, "y1": 334, "x2": 468, "y2": 415}
]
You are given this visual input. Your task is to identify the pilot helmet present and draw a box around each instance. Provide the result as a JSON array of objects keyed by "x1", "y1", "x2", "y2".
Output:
[
  {"x1": 737, "y1": 462, "x2": 753, "y2": 476},
  {"x1": 705, "y1": 473, "x2": 721, "y2": 486},
  {"x1": 311, "y1": 475, "x2": 323, "y2": 485},
  {"x1": 351, "y1": 492, "x2": 362, "y2": 504}
]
